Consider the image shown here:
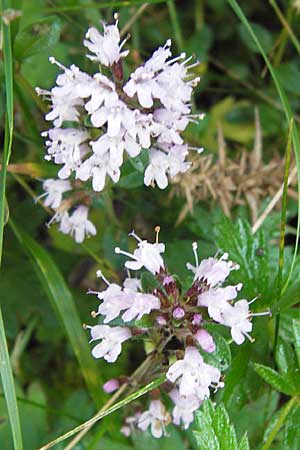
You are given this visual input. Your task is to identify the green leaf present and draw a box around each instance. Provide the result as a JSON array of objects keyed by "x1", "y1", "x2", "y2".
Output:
[
  {"x1": 201, "y1": 326, "x2": 231, "y2": 371},
  {"x1": 9, "y1": 220, "x2": 103, "y2": 407},
  {"x1": 193, "y1": 400, "x2": 249, "y2": 450},
  {"x1": 292, "y1": 319, "x2": 300, "y2": 368},
  {"x1": 14, "y1": 16, "x2": 62, "y2": 60},
  {"x1": 0, "y1": 308, "x2": 23, "y2": 450},
  {"x1": 238, "y1": 22, "x2": 273, "y2": 53},
  {"x1": 282, "y1": 404, "x2": 300, "y2": 450},
  {"x1": 140, "y1": 271, "x2": 160, "y2": 292},
  {"x1": 238, "y1": 433, "x2": 250, "y2": 450},
  {"x1": 274, "y1": 62, "x2": 300, "y2": 96},
  {"x1": 254, "y1": 363, "x2": 297, "y2": 396},
  {"x1": 215, "y1": 217, "x2": 270, "y2": 301}
]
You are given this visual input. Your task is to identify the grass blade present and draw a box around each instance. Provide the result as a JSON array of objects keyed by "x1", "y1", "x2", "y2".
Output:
[
  {"x1": 167, "y1": 0, "x2": 183, "y2": 51},
  {"x1": 274, "y1": 119, "x2": 293, "y2": 349},
  {"x1": 0, "y1": 0, "x2": 14, "y2": 265},
  {"x1": 0, "y1": 3, "x2": 24, "y2": 449},
  {"x1": 9, "y1": 220, "x2": 103, "y2": 407},
  {"x1": 42, "y1": 0, "x2": 166, "y2": 13},
  {"x1": 227, "y1": 0, "x2": 300, "y2": 295},
  {"x1": 39, "y1": 375, "x2": 166, "y2": 450},
  {"x1": 0, "y1": 309, "x2": 24, "y2": 450}
]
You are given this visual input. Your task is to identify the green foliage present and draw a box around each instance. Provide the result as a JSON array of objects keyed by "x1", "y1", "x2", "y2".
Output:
[
  {"x1": 193, "y1": 400, "x2": 249, "y2": 450},
  {"x1": 14, "y1": 16, "x2": 63, "y2": 60},
  {"x1": 1, "y1": 0, "x2": 300, "y2": 449},
  {"x1": 10, "y1": 220, "x2": 103, "y2": 406},
  {"x1": 215, "y1": 217, "x2": 270, "y2": 301}
]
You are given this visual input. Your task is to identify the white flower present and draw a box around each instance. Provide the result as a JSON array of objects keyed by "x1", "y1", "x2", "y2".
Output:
[
  {"x1": 126, "y1": 111, "x2": 153, "y2": 149},
  {"x1": 76, "y1": 152, "x2": 121, "y2": 192},
  {"x1": 144, "y1": 149, "x2": 169, "y2": 189},
  {"x1": 84, "y1": 73, "x2": 118, "y2": 114},
  {"x1": 121, "y1": 293, "x2": 160, "y2": 322},
  {"x1": 166, "y1": 346, "x2": 223, "y2": 401},
  {"x1": 187, "y1": 244, "x2": 239, "y2": 287},
  {"x1": 84, "y1": 18, "x2": 129, "y2": 66},
  {"x1": 220, "y1": 300, "x2": 253, "y2": 345},
  {"x1": 167, "y1": 144, "x2": 190, "y2": 177},
  {"x1": 95, "y1": 284, "x2": 132, "y2": 324},
  {"x1": 169, "y1": 388, "x2": 200, "y2": 429},
  {"x1": 40, "y1": 179, "x2": 71, "y2": 209},
  {"x1": 89, "y1": 324, "x2": 131, "y2": 363},
  {"x1": 43, "y1": 128, "x2": 89, "y2": 179},
  {"x1": 123, "y1": 40, "x2": 172, "y2": 108},
  {"x1": 115, "y1": 232, "x2": 165, "y2": 274},
  {"x1": 138, "y1": 400, "x2": 171, "y2": 438},
  {"x1": 59, "y1": 206, "x2": 96, "y2": 243},
  {"x1": 90, "y1": 100, "x2": 135, "y2": 138},
  {"x1": 197, "y1": 284, "x2": 242, "y2": 323},
  {"x1": 37, "y1": 60, "x2": 92, "y2": 127},
  {"x1": 123, "y1": 277, "x2": 142, "y2": 292}
]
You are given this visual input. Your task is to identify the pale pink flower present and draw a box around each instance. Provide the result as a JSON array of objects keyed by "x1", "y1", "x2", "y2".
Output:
[{"x1": 138, "y1": 400, "x2": 171, "y2": 438}]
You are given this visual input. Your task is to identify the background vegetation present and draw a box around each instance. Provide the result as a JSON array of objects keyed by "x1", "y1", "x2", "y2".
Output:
[{"x1": 1, "y1": 0, "x2": 300, "y2": 449}]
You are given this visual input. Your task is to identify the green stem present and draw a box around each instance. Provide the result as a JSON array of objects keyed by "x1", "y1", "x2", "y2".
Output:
[
  {"x1": 262, "y1": 396, "x2": 297, "y2": 450},
  {"x1": 102, "y1": 190, "x2": 120, "y2": 226},
  {"x1": 167, "y1": 0, "x2": 183, "y2": 51},
  {"x1": 274, "y1": 118, "x2": 293, "y2": 351}
]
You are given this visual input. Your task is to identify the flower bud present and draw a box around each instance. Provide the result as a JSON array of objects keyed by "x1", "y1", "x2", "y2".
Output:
[
  {"x1": 103, "y1": 378, "x2": 120, "y2": 393},
  {"x1": 195, "y1": 329, "x2": 216, "y2": 353},
  {"x1": 173, "y1": 307, "x2": 185, "y2": 320}
]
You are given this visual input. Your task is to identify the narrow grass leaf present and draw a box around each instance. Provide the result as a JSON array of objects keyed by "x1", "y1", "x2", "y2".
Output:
[
  {"x1": 274, "y1": 119, "x2": 293, "y2": 348},
  {"x1": 39, "y1": 375, "x2": 166, "y2": 450},
  {"x1": 9, "y1": 220, "x2": 102, "y2": 407},
  {"x1": 0, "y1": 308, "x2": 24, "y2": 450},
  {"x1": 167, "y1": 0, "x2": 183, "y2": 51},
  {"x1": 41, "y1": 0, "x2": 167, "y2": 13},
  {"x1": 0, "y1": 0, "x2": 14, "y2": 266},
  {"x1": 0, "y1": 3, "x2": 24, "y2": 449}
]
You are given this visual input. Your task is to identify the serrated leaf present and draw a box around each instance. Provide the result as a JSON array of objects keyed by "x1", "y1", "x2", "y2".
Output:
[
  {"x1": 215, "y1": 217, "x2": 270, "y2": 301},
  {"x1": 14, "y1": 16, "x2": 62, "y2": 60},
  {"x1": 276, "y1": 340, "x2": 298, "y2": 374},
  {"x1": 238, "y1": 433, "x2": 250, "y2": 450},
  {"x1": 292, "y1": 319, "x2": 300, "y2": 368},
  {"x1": 254, "y1": 364, "x2": 297, "y2": 396},
  {"x1": 282, "y1": 404, "x2": 300, "y2": 450},
  {"x1": 193, "y1": 400, "x2": 247, "y2": 450},
  {"x1": 212, "y1": 403, "x2": 238, "y2": 450}
]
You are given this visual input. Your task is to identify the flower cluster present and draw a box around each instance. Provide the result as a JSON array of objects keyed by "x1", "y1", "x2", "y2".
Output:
[
  {"x1": 36, "y1": 15, "x2": 202, "y2": 242},
  {"x1": 85, "y1": 230, "x2": 270, "y2": 437}
]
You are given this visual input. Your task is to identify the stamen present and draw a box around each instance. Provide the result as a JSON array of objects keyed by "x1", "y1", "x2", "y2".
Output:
[
  {"x1": 91, "y1": 310, "x2": 98, "y2": 318},
  {"x1": 35, "y1": 192, "x2": 47, "y2": 203},
  {"x1": 96, "y1": 269, "x2": 110, "y2": 286},
  {"x1": 129, "y1": 230, "x2": 142, "y2": 242},
  {"x1": 166, "y1": 52, "x2": 186, "y2": 65},
  {"x1": 192, "y1": 242, "x2": 199, "y2": 267},
  {"x1": 248, "y1": 296, "x2": 258, "y2": 305},
  {"x1": 155, "y1": 225, "x2": 160, "y2": 244},
  {"x1": 244, "y1": 332, "x2": 255, "y2": 343},
  {"x1": 251, "y1": 310, "x2": 272, "y2": 318},
  {"x1": 49, "y1": 56, "x2": 67, "y2": 72},
  {"x1": 115, "y1": 247, "x2": 136, "y2": 260},
  {"x1": 87, "y1": 289, "x2": 100, "y2": 295}
]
